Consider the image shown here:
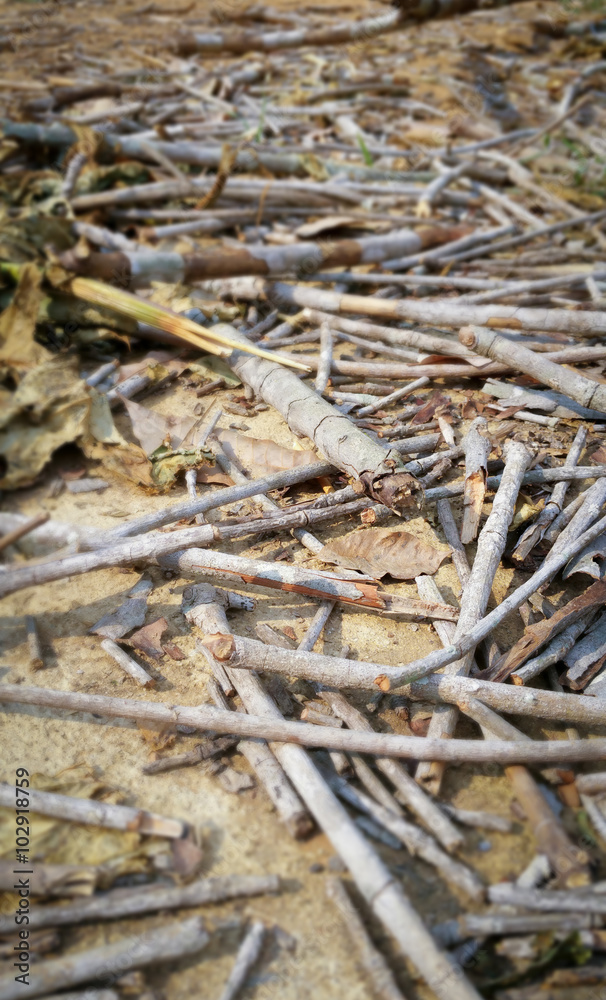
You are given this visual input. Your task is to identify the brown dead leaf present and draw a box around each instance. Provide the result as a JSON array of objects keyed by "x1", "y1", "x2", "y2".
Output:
[
  {"x1": 125, "y1": 617, "x2": 168, "y2": 659},
  {"x1": 215, "y1": 428, "x2": 317, "y2": 477},
  {"x1": 591, "y1": 445, "x2": 606, "y2": 465},
  {"x1": 196, "y1": 467, "x2": 234, "y2": 487},
  {"x1": 122, "y1": 396, "x2": 197, "y2": 456},
  {"x1": 318, "y1": 527, "x2": 450, "y2": 579}
]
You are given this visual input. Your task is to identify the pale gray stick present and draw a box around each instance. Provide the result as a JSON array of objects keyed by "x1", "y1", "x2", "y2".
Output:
[
  {"x1": 0, "y1": 916, "x2": 209, "y2": 1000},
  {"x1": 357, "y1": 376, "x2": 430, "y2": 417},
  {"x1": 542, "y1": 491, "x2": 586, "y2": 546},
  {"x1": 460, "y1": 417, "x2": 491, "y2": 544},
  {"x1": 94, "y1": 460, "x2": 333, "y2": 543},
  {"x1": 434, "y1": 911, "x2": 597, "y2": 946},
  {"x1": 0, "y1": 497, "x2": 376, "y2": 599},
  {"x1": 326, "y1": 878, "x2": 407, "y2": 1000},
  {"x1": 437, "y1": 499, "x2": 470, "y2": 589},
  {"x1": 315, "y1": 322, "x2": 334, "y2": 394},
  {"x1": 196, "y1": 595, "x2": 483, "y2": 1000},
  {"x1": 259, "y1": 280, "x2": 606, "y2": 336},
  {"x1": 224, "y1": 324, "x2": 423, "y2": 510},
  {"x1": 100, "y1": 639, "x2": 155, "y2": 688},
  {"x1": 511, "y1": 615, "x2": 595, "y2": 685},
  {"x1": 457, "y1": 695, "x2": 572, "y2": 787},
  {"x1": 2, "y1": 683, "x2": 606, "y2": 760},
  {"x1": 320, "y1": 684, "x2": 463, "y2": 852},
  {"x1": 581, "y1": 793, "x2": 606, "y2": 843},
  {"x1": 206, "y1": 676, "x2": 313, "y2": 839},
  {"x1": 0, "y1": 875, "x2": 279, "y2": 934},
  {"x1": 460, "y1": 326, "x2": 606, "y2": 414},
  {"x1": 303, "y1": 308, "x2": 480, "y2": 363},
  {"x1": 0, "y1": 784, "x2": 184, "y2": 838},
  {"x1": 348, "y1": 753, "x2": 406, "y2": 816},
  {"x1": 328, "y1": 774, "x2": 484, "y2": 901},
  {"x1": 577, "y1": 772, "x2": 606, "y2": 795},
  {"x1": 577, "y1": 773, "x2": 606, "y2": 795},
  {"x1": 295, "y1": 602, "x2": 349, "y2": 775},
  {"x1": 488, "y1": 884, "x2": 606, "y2": 914},
  {"x1": 376, "y1": 510, "x2": 606, "y2": 688},
  {"x1": 416, "y1": 440, "x2": 531, "y2": 793},
  {"x1": 441, "y1": 805, "x2": 512, "y2": 833},
  {"x1": 514, "y1": 424, "x2": 587, "y2": 561},
  {"x1": 161, "y1": 549, "x2": 459, "y2": 621},
  {"x1": 218, "y1": 921, "x2": 265, "y2": 1000},
  {"x1": 550, "y1": 477, "x2": 606, "y2": 563}
]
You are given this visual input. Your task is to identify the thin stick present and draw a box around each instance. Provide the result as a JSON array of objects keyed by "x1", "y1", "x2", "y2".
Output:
[
  {"x1": 195, "y1": 593, "x2": 483, "y2": 1000},
  {"x1": 254, "y1": 280, "x2": 606, "y2": 337},
  {"x1": 25, "y1": 616, "x2": 43, "y2": 670},
  {"x1": 376, "y1": 510, "x2": 606, "y2": 689},
  {"x1": 95, "y1": 459, "x2": 334, "y2": 543},
  {"x1": 415, "y1": 440, "x2": 531, "y2": 794},
  {"x1": 0, "y1": 495, "x2": 375, "y2": 599},
  {"x1": 326, "y1": 878, "x2": 407, "y2": 1000},
  {"x1": 0, "y1": 784, "x2": 184, "y2": 839},
  {"x1": 206, "y1": 676, "x2": 313, "y2": 839},
  {"x1": 100, "y1": 639, "x2": 155, "y2": 688},
  {"x1": 2, "y1": 684, "x2": 605, "y2": 763},
  {"x1": 514, "y1": 425, "x2": 587, "y2": 561},
  {"x1": 577, "y1": 773, "x2": 606, "y2": 795},
  {"x1": 163, "y1": 548, "x2": 460, "y2": 620},
  {"x1": 357, "y1": 377, "x2": 430, "y2": 417},
  {"x1": 218, "y1": 922, "x2": 265, "y2": 1000},
  {"x1": 329, "y1": 775, "x2": 484, "y2": 900},
  {"x1": 0, "y1": 512, "x2": 50, "y2": 553},
  {"x1": 319, "y1": 685, "x2": 463, "y2": 852},
  {"x1": 460, "y1": 326, "x2": 606, "y2": 414},
  {"x1": 0, "y1": 875, "x2": 279, "y2": 934},
  {"x1": 488, "y1": 884, "x2": 606, "y2": 914},
  {"x1": 315, "y1": 323, "x2": 334, "y2": 394},
  {"x1": 460, "y1": 418, "x2": 491, "y2": 544},
  {"x1": 0, "y1": 916, "x2": 209, "y2": 1000},
  {"x1": 458, "y1": 698, "x2": 589, "y2": 886},
  {"x1": 580, "y1": 793, "x2": 606, "y2": 844}
]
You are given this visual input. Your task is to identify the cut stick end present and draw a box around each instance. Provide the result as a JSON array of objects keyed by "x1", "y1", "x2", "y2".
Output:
[{"x1": 375, "y1": 674, "x2": 391, "y2": 692}]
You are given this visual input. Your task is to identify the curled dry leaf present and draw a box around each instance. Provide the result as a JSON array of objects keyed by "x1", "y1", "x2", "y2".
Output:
[
  {"x1": 125, "y1": 617, "x2": 168, "y2": 660},
  {"x1": 215, "y1": 428, "x2": 318, "y2": 477},
  {"x1": 317, "y1": 527, "x2": 451, "y2": 579}
]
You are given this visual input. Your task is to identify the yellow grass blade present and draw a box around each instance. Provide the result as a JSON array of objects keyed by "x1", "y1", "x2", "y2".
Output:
[{"x1": 69, "y1": 278, "x2": 311, "y2": 372}]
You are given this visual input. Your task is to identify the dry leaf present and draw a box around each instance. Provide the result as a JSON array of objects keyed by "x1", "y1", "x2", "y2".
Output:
[
  {"x1": 196, "y1": 467, "x2": 234, "y2": 487},
  {"x1": 215, "y1": 428, "x2": 317, "y2": 477},
  {"x1": 0, "y1": 263, "x2": 49, "y2": 379},
  {"x1": 125, "y1": 617, "x2": 168, "y2": 659},
  {"x1": 122, "y1": 396, "x2": 197, "y2": 455},
  {"x1": 318, "y1": 527, "x2": 451, "y2": 579}
]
